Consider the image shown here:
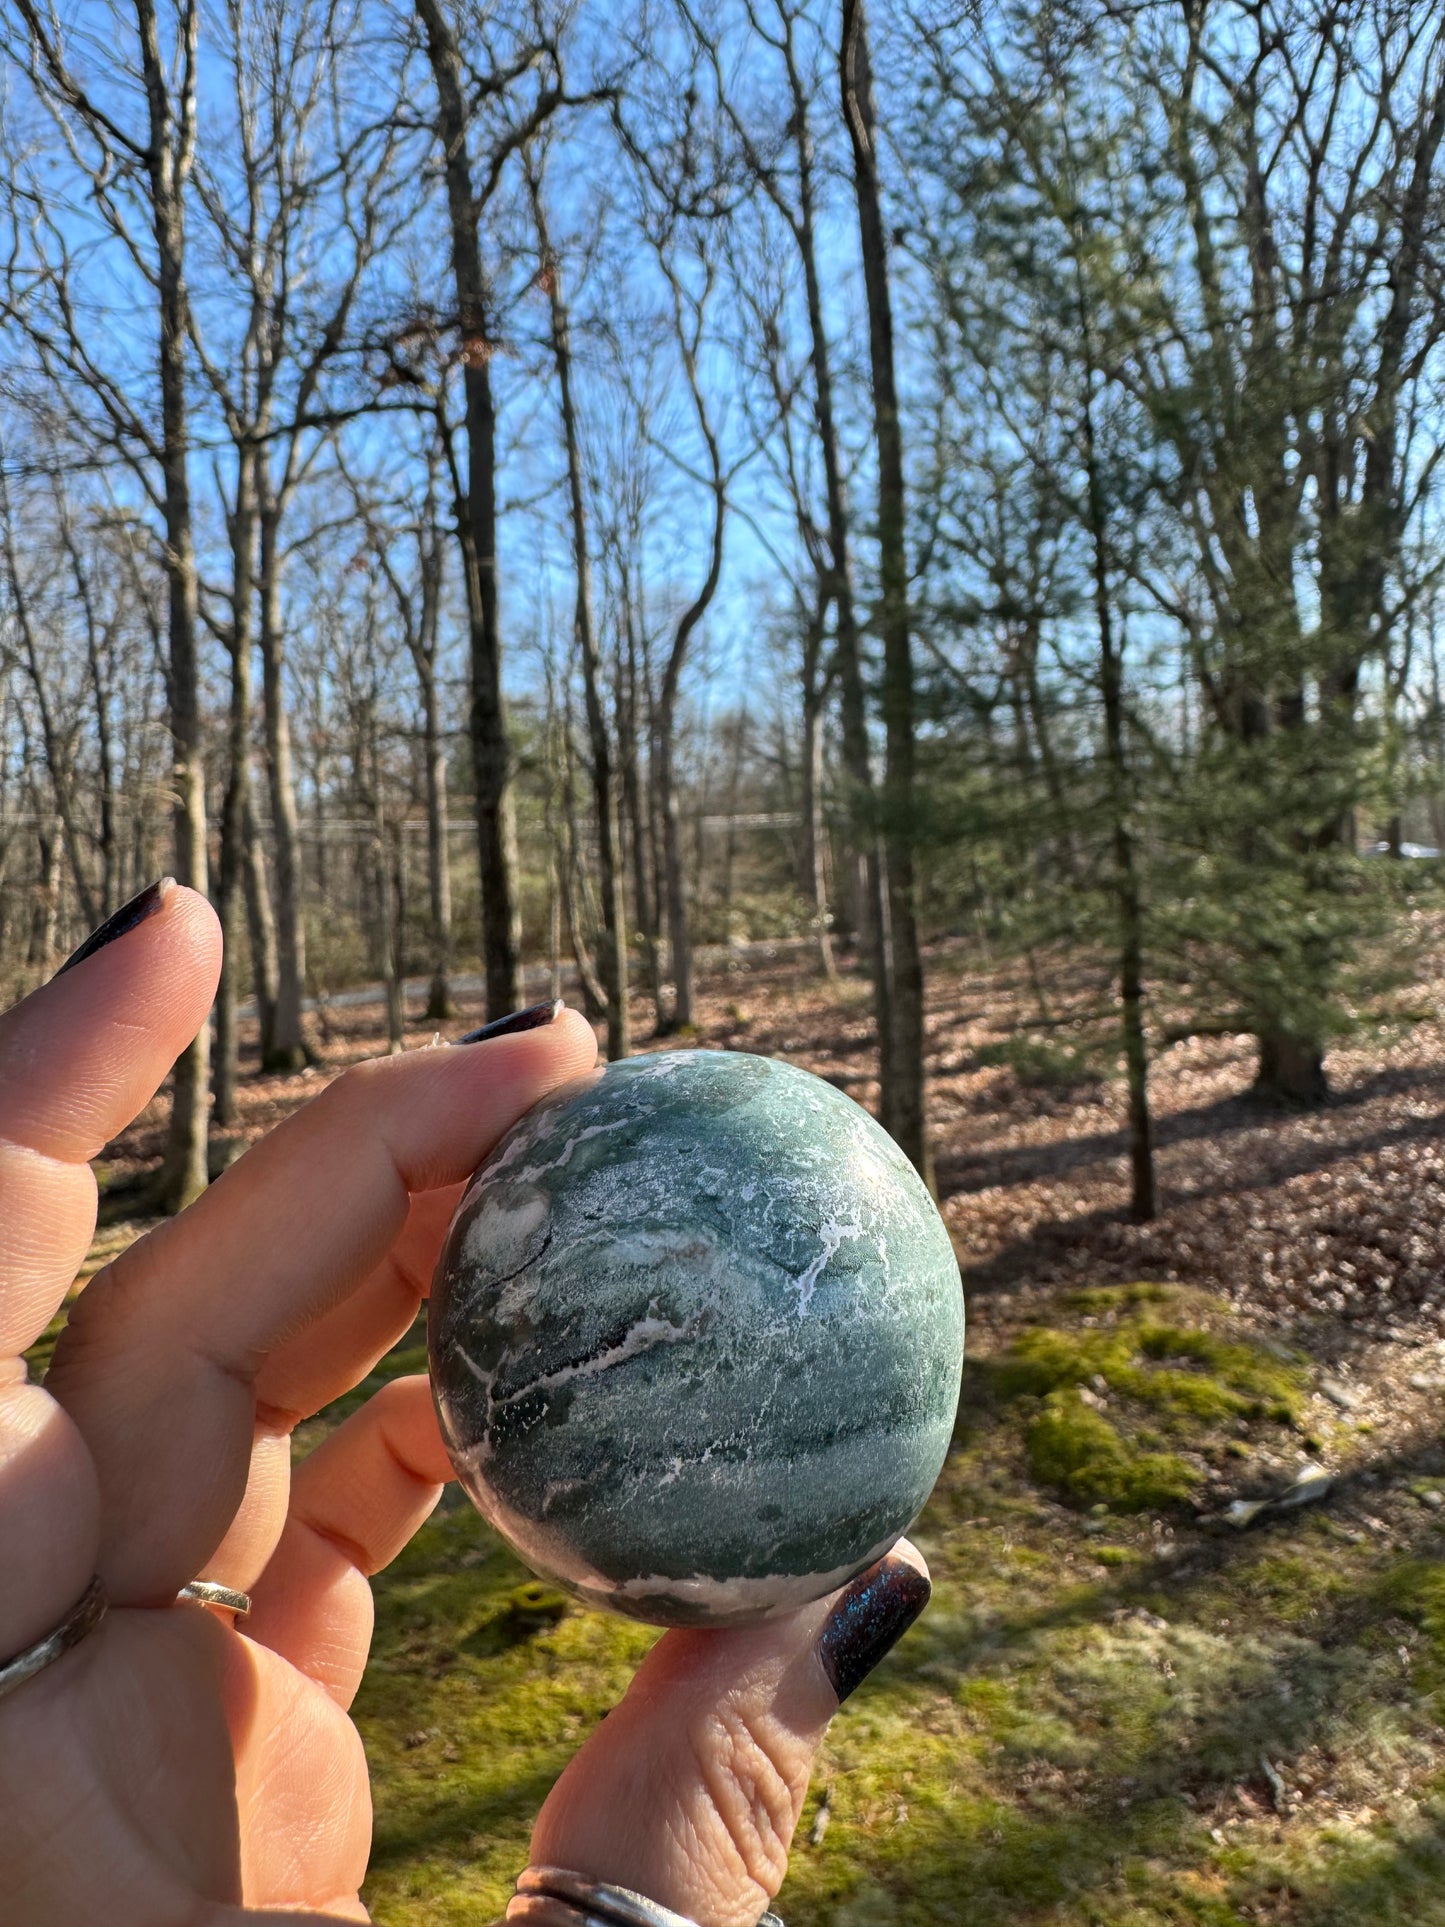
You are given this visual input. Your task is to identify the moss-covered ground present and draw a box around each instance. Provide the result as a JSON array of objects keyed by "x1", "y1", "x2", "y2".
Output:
[{"x1": 320, "y1": 1283, "x2": 1445, "y2": 1927}]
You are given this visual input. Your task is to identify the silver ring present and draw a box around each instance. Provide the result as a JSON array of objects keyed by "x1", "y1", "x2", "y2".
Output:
[
  {"x1": 512, "y1": 1865, "x2": 782, "y2": 1927},
  {"x1": 177, "y1": 1580, "x2": 252, "y2": 1616},
  {"x1": 0, "y1": 1576, "x2": 108, "y2": 1704}
]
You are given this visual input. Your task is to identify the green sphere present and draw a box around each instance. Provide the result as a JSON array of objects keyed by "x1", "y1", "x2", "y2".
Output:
[{"x1": 429, "y1": 1049, "x2": 963, "y2": 1626}]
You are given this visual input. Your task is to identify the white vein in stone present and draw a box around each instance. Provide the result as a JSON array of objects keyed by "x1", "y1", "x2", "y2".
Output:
[
  {"x1": 491, "y1": 1300, "x2": 709, "y2": 1412},
  {"x1": 792, "y1": 1211, "x2": 865, "y2": 1312}
]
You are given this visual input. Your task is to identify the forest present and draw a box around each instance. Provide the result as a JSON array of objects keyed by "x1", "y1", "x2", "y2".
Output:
[
  {"x1": 3, "y1": 0, "x2": 1442, "y2": 1201},
  {"x1": 8, "y1": 3, "x2": 1445, "y2": 1922}
]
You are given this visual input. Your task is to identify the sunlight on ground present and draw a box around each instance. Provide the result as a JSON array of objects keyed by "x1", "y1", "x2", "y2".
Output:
[{"x1": 336, "y1": 1284, "x2": 1445, "y2": 1927}]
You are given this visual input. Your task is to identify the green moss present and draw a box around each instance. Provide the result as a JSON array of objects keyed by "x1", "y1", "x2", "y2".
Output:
[
  {"x1": 1222, "y1": 1546, "x2": 1345, "y2": 1626},
  {"x1": 995, "y1": 1316, "x2": 1303, "y2": 1427},
  {"x1": 1133, "y1": 1324, "x2": 1303, "y2": 1422},
  {"x1": 994, "y1": 1324, "x2": 1120, "y2": 1398},
  {"x1": 1379, "y1": 1560, "x2": 1445, "y2": 1696},
  {"x1": 1065, "y1": 1281, "x2": 1177, "y2": 1313},
  {"x1": 357, "y1": 1502, "x2": 658, "y2": 1923},
  {"x1": 1027, "y1": 1393, "x2": 1195, "y2": 1512}
]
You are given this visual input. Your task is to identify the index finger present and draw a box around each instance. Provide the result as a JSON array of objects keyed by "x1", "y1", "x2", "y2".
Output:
[
  {"x1": 46, "y1": 1010, "x2": 599, "y2": 1603},
  {"x1": 0, "y1": 878, "x2": 221, "y2": 1355}
]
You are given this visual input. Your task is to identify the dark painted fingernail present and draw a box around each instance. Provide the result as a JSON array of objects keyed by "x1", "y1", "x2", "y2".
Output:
[
  {"x1": 457, "y1": 999, "x2": 565, "y2": 1044},
  {"x1": 818, "y1": 1552, "x2": 931, "y2": 1703},
  {"x1": 54, "y1": 878, "x2": 173, "y2": 979}
]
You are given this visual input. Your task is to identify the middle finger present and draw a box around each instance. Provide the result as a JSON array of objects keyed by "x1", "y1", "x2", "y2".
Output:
[{"x1": 45, "y1": 1014, "x2": 597, "y2": 1604}]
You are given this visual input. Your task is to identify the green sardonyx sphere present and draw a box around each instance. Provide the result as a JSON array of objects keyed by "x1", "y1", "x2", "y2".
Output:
[{"x1": 428, "y1": 1048, "x2": 964, "y2": 1627}]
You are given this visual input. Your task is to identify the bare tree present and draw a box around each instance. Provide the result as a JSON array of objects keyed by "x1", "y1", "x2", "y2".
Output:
[
  {"x1": 0, "y1": 467, "x2": 99, "y2": 933},
  {"x1": 7, "y1": 0, "x2": 211, "y2": 1205},
  {"x1": 685, "y1": 0, "x2": 886, "y2": 1001},
  {"x1": 840, "y1": 0, "x2": 930, "y2": 1182},
  {"x1": 414, "y1": 0, "x2": 567, "y2": 1019},
  {"x1": 652, "y1": 248, "x2": 728, "y2": 1032},
  {"x1": 341, "y1": 430, "x2": 457, "y2": 1021},
  {"x1": 591, "y1": 355, "x2": 666, "y2": 1021},
  {"x1": 191, "y1": 0, "x2": 405, "y2": 1071},
  {"x1": 526, "y1": 141, "x2": 630, "y2": 1055}
]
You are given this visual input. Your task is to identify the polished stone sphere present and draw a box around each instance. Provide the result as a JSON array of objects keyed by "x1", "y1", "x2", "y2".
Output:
[{"x1": 428, "y1": 1049, "x2": 964, "y2": 1627}]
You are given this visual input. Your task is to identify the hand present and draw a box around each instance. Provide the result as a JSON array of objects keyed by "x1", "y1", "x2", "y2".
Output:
[{"x1": 0, "y1": 883, "x2": 930, "y2": 1927}]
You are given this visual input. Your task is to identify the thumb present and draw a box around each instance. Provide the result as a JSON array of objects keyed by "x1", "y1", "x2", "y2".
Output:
[{"x1": 516, "y1": 1543, "x2": 931, "y2": 1927}]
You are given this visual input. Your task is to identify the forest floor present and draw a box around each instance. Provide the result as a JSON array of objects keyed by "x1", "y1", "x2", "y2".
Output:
[{"x1": 30, "y1": 927, "x2": 1445, "y2": 1926}]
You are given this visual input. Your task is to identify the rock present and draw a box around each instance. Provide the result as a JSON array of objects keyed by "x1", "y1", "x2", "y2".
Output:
[
  {"x1": 1223, "y1": 1497, "x2": 1270, "y2": 1529},
  {"x1": 1220, "y1": 1462, "x2": 1332, "y2": 1530},
  {"x1": 1319, "y1": 1379, "x2": 1360, "y2": 1411},
  {"x1": 1259, "y1": 1755, "x2": 1288, "y2": 1813},
  {"x1": 429, "y1": 1050, "x2": 965, "y2": 1627},
  {"x1": 1424, "y1": 1489, "x2": 1445, "y2": 1511},
  {"x1": 1410, "y1": 1374, "x2": 1442, "y2": 1394},
  {"x1": 809, "y1": 1789, "x2": 832, "y2": 1846},
  {"x1": 1276, "y1": 1462, "x2": 1332, "y2": 1509}
]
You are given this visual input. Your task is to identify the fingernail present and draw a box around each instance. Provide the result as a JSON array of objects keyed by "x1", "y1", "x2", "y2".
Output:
[
  {"x1": 817, "y1": 1552, "x2": 931, "y2": 1703},
  {"x1": 457, "y1": 999, "x2": 565, "y2": 1044},
  {"x1": 54, "y1": 878, "x2": 174, "y2": 979}
]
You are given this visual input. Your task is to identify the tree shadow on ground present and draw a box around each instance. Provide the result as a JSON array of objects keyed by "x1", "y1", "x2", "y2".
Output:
[
  {"x1": 366, "y1": 1759, "x2": 561, "y2": 1872},
  {"x1": 842, "y1": 1453, "x2": 1445, "y2": 1925},
  {"x1": 937, "y1": 1060, "x2": 1445, "y2": 1211}
]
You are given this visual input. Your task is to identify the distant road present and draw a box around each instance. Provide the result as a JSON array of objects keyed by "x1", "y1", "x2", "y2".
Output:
[{"x1": 238, "y1": 936, "x2": 817, "y2": 1021}]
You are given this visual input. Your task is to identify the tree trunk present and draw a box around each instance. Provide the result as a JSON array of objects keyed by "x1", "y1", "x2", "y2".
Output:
[
  {"x1": 416, "y1": 0, "x2": 521, "y2": 1019},
  {"x1": 656, "y1": 696, "x2": 694, "y2": 1032},
  {"x1": 531, "y1": 166, "x2": 629, "y2": 1058},
  {"x1": 30, "y1": 817, "x2": 59, "y2": 966},
  {"x1": 719, "y1": 709, "x2": 747, "y2": 928},
  {"x1": 798, "y1": 586, "x2": 837, "y2": 981},
  {"x1": 646, "y1": 626, "x2": 669, "y2": 1032},
  {"x1": 399, "y1": 484, "x2": 455, "y2": 1023},
  {"x1": 841, "y1": 0, "x2": 930, "y2": 1186},
  {"x1": 784, "y1": 12, "x2": 885, "y2": 1018},
  {"x1": 0, "y1": 477, "x2": 100, "y2": 933},
  {"x1": 256, "y1": 497, "x2": 309, "y2": 1070},
  {"x1": 242, "y1": 792, "x2": 280, "y2": 1056},
  {"x1": 419, "y1": 655, "x2": 454, "y2": 1020},
  {"x1": 654, "y1": 272, "x2": 726, "y2": 1035},
  {"x1": 1085, "y1": 413, "x2": 1156, "y2": 1221},
  {"x1": 138, "y1": 0, "x2": 209, "y2": 1211},
  {"x1": 214, "y1": 450, "x2": 258, "y2": 1126},
  {"x1": 621, "y1": 578, "x2": 661, "y2": 1012},
  {"x1": 556, "y1": 709, "x2": 607, "y2": 1021},
  {"x1": 59, "y1": 493, "x2": 119, "y2": 913},
  {"x1": 1255, "y1": 1030, "x2": 1328, "y2": 1105},
  {"x1": 387, "y1": 819, "x2": 406, "y2": 1054}
]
